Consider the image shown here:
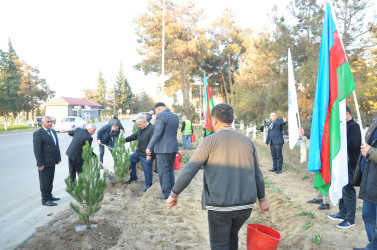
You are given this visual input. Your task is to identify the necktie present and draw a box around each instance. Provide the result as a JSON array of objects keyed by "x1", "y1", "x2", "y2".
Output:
[{"x1": 47, "y1": 130, "x2": 56, "y2": 145}]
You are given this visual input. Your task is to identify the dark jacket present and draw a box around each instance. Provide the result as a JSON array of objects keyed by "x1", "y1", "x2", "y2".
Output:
[
  {"x1": 97, "y1": 124, "x2": 117, "y2": 144},
  {"x1": 352, "y1": 120, "x2": 377, "y2": 204},
  {"x1": 347, "y1": 119, "x2": 362, "y2": 169},
  {"x1": 147, "y1": 109, "x2": 179, "y2": 154},
  {"x1": 33, "y1": 128, "x2": 61, "y2": 168},
  {"x1": 265, "y1": 119, "x2": 286, "y2": 145},
  {"x1": 125, "y1": 123, "x2": 154, "y2": 158},
  {"x1": 66, "y1": 128, "x2": 94, "y2": 164}
]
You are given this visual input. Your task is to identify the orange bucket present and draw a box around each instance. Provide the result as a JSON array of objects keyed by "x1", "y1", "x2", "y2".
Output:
[
  {"x1": 174, "y1": 152, "x2": 182, "y2": 170},
  {"x1": 247, "y1": 224, "x2": 281, "y2": 250}
]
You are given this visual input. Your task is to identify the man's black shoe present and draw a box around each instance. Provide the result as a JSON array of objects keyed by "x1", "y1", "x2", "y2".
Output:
[
  {"x1": 42, "y1": 200, "x2": 57, "y2": 206},
  {"x1": 50, "y1": 197, "x2": 60, "y2": 201},
  {"x1": 318, "y1": 203, "x2": 330, "y2": 210},
  {"x1": 268, "y1": 169, "x2": 277, "y2": 172},
  {"x1": 275, "y1": 171, "x2": 282, "y2": 174},
  {"x1": 307, "y1": 198, "x2": 323, "y2": 204},
  {"x1": 155, "y1": 195, "x2": 168, "y2": 200},
  {"x1": 124, "y1": 178, "x2": 136, "y2": 184}
]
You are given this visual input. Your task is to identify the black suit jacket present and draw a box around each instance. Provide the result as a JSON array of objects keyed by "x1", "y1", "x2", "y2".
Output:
[
  {"x1": 97, "y1": 124, "x2": 117, "y2": 144},
  {"x1": 126, "y1": 123, "x2": 154, "y2": 158},
  {"x1": 33, "y1": 128, "x2": 61, "y2": 168},
  {"x1": 265, "y1": 119, "x2": 286, "y2": 145},
  {"x1": 66, "y1": 128, "x2": 94, "y2": 164}
]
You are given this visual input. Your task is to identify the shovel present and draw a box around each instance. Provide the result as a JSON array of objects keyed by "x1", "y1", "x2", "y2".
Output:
[
  {"x1": 99, "y1": 142, "x2": 113, "y2": 151},
  {"x1": 98, "y1": 160, "x2": 116, "y2": 184}
]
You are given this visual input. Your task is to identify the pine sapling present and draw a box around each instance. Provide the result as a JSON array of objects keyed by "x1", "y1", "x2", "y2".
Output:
[
  {"x1": 65, "y1": 142, "x2": 107, "y2": 229},
  {"x1": 112, "y1": 131, "x2": 131, "y2": 182}
]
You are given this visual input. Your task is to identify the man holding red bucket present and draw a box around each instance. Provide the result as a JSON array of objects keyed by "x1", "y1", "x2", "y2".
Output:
[{"x1": 166, "y1": 103, "x2": 270, "y2": 249}]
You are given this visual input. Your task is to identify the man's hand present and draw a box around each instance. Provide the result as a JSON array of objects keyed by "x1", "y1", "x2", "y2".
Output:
[
  {"x1": 58, "y1": 161, "x2": 61, "y2": 164},
  {"x1": 283, "y1": 117, "x2": 287, "y2": 123},
  {"x1": 146, "y1": 155, "x2": 152, "y2": 161},
  {"x1": 259, "y1": 200, "x2": 270, "y2": 213},
  {"x1": 146, "y1": 148, "x2": 151, "y2": 156},
  {"x1": 298, "y1": 127, "x2": 304, "y2": 135},
  {"x1": 166, "y1": 196, "x2": 178, "y2": 207},
  {"x1": 97, "y1": 140, "x2": 101, "y2": 145},
  {"x1": 38, "y1": 166, "x2": 45, "y2": 171},
  {"x1": 264, "y1": 144, "x2": 268, "y2": 147},
  {"x1": 361, "y1": 144, "x2": 371, "y2": 157}
]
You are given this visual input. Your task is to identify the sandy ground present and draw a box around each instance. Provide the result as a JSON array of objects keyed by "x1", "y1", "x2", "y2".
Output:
[{"x1": 17, "y1": 133, "x2": 369, "y2": 250}]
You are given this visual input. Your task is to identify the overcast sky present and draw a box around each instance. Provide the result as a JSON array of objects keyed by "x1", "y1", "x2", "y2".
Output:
[{"x1": 0, "y1": 0, "x2": 297, "y2": 100}]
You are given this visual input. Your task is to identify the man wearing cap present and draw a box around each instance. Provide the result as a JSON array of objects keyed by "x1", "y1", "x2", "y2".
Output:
[{"x1": 146, "y1": 102, "x2": 179, "y2": 199}]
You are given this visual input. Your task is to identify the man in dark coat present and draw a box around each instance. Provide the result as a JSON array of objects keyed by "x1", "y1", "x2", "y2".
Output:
[
  {"x1": 66, "y1": 124, "x2": 97, "y2": 182},
  {"x1": 328, "y1": 106, "x2": 361, "y2": 228},
  {"x1": 146, "y1": 102, "x2": 179, "y2": 199},
  {"x1": 97, "y1": 120, "x2": 120, "y2": 164},
  {"x1": 352, "y1": 118, "x2": 377, "y2": 250},
  {"x1": 33, "y1": 116, "x2": 61, "y2": 206},
  {"x1": 124, "y1": 116, "x2": 155, "y2": 192},
  {"x1": 265, "y1": 112, "x2": 287, "y2": 174}
]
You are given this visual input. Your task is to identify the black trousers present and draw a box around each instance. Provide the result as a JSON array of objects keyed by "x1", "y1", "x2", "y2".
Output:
[
  {"x1": 69, "y1": 158, "x2": 83, "y2": 182},
  {"x1": 208, "y1": 209, "x2": 252, "y2": 250},
  {"x1": 38, "y1": 166, "x2": 55, "y2": 202}
]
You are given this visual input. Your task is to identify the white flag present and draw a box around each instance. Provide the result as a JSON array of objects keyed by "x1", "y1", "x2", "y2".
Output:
[{"x1": 288, "y1": 48, "x2": 300, "y2": 150}]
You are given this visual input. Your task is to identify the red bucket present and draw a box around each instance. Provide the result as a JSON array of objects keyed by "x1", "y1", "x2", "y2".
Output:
[
  {"x1": 174, "y1": 152, "x2": 182, "y2": 170},
  {"x1": 247, "y1": 224, "x2": 281, "y2": 250}
]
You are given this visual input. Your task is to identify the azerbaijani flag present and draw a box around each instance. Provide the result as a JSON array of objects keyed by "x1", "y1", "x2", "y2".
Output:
[
  {"x1": 307, "y1": 2, "x2": 356, "y2": 204},
  {"x1": 204, "y1": 74, "x2": 214, "y2": 136}
]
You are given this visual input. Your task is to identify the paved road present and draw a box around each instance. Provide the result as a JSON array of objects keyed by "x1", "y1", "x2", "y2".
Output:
[{"x1": 0, "y1": 120, "x2": 134, "y2": 249}]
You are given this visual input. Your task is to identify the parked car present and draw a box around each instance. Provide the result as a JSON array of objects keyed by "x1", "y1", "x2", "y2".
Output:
[
  {"x1": 34, "y1": 117, "x2": 56, "y2": 127},
  {"x1": 55, "y1": 116, "x2": 86, "y2": 132}
]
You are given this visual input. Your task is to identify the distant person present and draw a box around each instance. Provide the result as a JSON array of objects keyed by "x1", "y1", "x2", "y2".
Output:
[
  {"x1": 328, "y1": 106, "x2": 361, "y2": 229},
  {"x1": 265, "y1": 112, "x2": 287, "y2": 174},
  {"x1": 149, "y1": 110, "x2": 155, "y2": 125},
  {"x1": 352, "y1": 117, "x2": 377, "y2": 250},
  {"x1": 144, "y1": 113, "x2": 152, "y2": 123},
  {"x1": 112, "y1": 114, "x2": 124, "y2": 137},
  {"x1": 146, "y1": 102, "x2": 179, "y2": 199},
  {"x1": 33, "y1": 116, "x2": 61, "y2": 206},
  {"x1": 181, "y1": 115, "x2": 193, "y2": 150},
  {"x1": 66, "y1": 124, "x2": 97, "y2": 182},
  {"x1": 97, "y1": 120, "x2": 120, "y2": 164},
  {"x1": 124, "y1": 116, "x2": 155, "y2": 192},
  {"x1": 166, "y1": 104, "x2": 270, "y2": 249},
  {"x1": 299, "y1": 127, "x2": 331, "y2": 210}
]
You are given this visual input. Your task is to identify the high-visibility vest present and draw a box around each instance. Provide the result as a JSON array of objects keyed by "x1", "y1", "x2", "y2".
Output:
[{"x1": 183, "y1": 120, "x2": 192, "y2": 135}]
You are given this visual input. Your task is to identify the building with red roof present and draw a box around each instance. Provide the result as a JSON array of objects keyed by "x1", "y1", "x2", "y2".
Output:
[{"x1": 45, "y1": 96, "x2": 103, "y2": 123}]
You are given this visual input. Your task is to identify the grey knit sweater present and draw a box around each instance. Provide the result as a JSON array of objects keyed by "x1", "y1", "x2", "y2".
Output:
[{"x1": 172, "y1": 126, "x2": 266, "y2": 211}]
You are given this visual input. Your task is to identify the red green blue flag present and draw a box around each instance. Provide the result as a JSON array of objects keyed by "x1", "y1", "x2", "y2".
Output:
[
  {"x1": 204, "y1": 74, "x2": 214, "y2": 136},
  {"x1": 307, "y1": 2, "x2": 356, "y2": 204}
]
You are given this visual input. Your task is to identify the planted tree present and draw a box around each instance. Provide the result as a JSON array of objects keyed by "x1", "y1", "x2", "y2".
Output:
[
  {"x1": 112, "y1": 131, "x2": 131, "y2": 182},
  {"x1": 65, "y1": 142, "x2": 107, "y2": 229}
]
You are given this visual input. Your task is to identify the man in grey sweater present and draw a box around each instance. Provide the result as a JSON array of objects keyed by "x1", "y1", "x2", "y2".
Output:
[{"x1": 166, "y1": 103, "x2": 270, "y2": 250}]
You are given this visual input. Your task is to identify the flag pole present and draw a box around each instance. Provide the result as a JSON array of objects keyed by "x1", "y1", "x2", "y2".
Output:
[{"x1": 352, "y1": 90, "x2": 366, "y2": 145}]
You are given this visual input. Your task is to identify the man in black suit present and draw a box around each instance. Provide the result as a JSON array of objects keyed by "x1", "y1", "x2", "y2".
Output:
[
  {"x1": 66, "y1": 124, "x2": 97, "y2": 182},
  {"x1": 124, "y1": 116, "x2": 155, "y2": 192},
  {"x1": 97, "y1": 120, "x2": 120, "y2": 164},
  {"x1": 146, "y1": 102, "x2": 179, "y2": 200},
  {"x1": 33, "y1": 116, "x2": 61, "y2": 206},
  {"x1": 265, "y1": 112, "x2": 287, "y2": 174}
]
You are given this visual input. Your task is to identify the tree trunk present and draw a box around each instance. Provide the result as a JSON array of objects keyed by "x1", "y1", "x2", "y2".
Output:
[
  {"x1": 219, "y1": 64, "x2": 230, "y2": 104},
  {"x1": 3, "y1": 115, "x2": 7, "y2": 130},
  {"x1": 227, "y1": 53, "x2": 234, "y2": 107},
  {"x1": 180, "y1": 61, "x2": 190, "y2": 106}
]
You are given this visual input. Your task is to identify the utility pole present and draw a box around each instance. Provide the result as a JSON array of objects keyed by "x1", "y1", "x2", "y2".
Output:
[{"x1": 162, "y1": 0, "x2": 165, "y2": 102}]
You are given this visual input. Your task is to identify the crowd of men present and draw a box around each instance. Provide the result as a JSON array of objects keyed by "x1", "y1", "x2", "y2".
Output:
[{"x1": 32, "y1": 102, "x2": 377, "y2": 250}]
